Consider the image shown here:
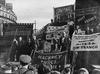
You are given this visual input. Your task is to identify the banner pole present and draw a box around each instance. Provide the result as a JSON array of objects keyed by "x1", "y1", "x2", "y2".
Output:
[
  {"x1": 71, "y1": 1, "x2": 77, "y2": 74},
  {"x1": 64, "y1": 52, "x2": 67, "y2": 67},
  {"x1": 7, "y1": 28, "x2": 18, "y2": 62},
  {"x1": 30, "y1": 21, "x2": 37, "y2": 58}
]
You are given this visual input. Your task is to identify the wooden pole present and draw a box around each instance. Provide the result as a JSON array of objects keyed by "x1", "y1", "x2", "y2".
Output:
[
  {"x1": 7, "y1": 29, "x2": 18, "y2": 62},
  {"x1": 30, "y1": 21, "x2": 37, "y2": 57}
]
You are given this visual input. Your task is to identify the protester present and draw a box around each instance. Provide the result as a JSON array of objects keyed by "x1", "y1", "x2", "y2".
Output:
[
  {"x1": 61, "y1": 64, "x2": 71, "y2": 74},
  {"x1": 59, "y1": 32, "x2": 70, "y2": 52},
  {"x1": 37, "y1": 38, "x2": 43, "y2": 51},
  {"x1": 32, "y1": 35, "x2": 38, "y2": 50},
  {"x1": 38, "y1": 61, "x2": 52, "y2": 74},
  {"x1": 73, "y1": 25, "x2": 85, "y2": 35},
  {"x1": 51, "y1": 38, "x2": 58, "y2": 52},
  {"x1": 23, "y1": 38, "x2": 35, "y2": 56},
  {"x1": 68, "y1": 21, "x2": 74, "y2": 38},
  {"x1": 14, "y1": 55, "x2": 37, "y2": 74},
  {"x1": 94, "y1": 24, "x2": 100, "y2": 33},
  {"x1": 85, "y1": 27, "x2": 91, "y2": 34},
  {"x1": 90, "y1": 28, "x2": 94, "y2": 34},
  {"x1": 30, "y1": 35, "x2": 39, "y2": 56},
  {"x1": 43, "y1": 40, "x2": 51, "y2": 53},
  {"x1": 16, "y1": 37, "x2": 25, "y2": 61},
  {"x1": 73, "y1": 25, "x2": 80, "y2": 35},
  {"x1": 10, "y1": 38, "x2": 18, "y2": 61}
]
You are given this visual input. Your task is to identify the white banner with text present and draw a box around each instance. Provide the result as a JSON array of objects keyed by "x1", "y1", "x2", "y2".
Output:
[{"x1": 71, "y1": 33, "x2": 100, "y2": 51}]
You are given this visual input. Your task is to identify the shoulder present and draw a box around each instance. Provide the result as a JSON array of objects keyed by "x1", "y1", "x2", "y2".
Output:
[{"x1": 14, "y1": 68, "x2": 27, "y2": 74}]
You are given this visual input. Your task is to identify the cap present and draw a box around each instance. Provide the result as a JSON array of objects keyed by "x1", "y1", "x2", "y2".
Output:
[{"x1": 19, "y1": 55, "x2": 31, "y2": 64}]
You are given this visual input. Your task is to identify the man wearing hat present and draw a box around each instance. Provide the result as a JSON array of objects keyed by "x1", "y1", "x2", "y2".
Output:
[{"x1": 14, "y1": 55, "x2": 37, "y2": 74}]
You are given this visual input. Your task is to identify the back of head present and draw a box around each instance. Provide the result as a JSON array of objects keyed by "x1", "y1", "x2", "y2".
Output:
[{"x1": 19, "y1": 55, "x2": 32, "y2": 66}]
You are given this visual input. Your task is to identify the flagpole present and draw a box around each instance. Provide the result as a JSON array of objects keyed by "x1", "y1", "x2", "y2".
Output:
[
  {"x1": 7, "y1": 28, "x2": 18, "y2": 62},
  {"x1": 71, "y1": 1, "x2": 77, "y2": 74},
  {"x1": 30, "y1": 20, "x2": 37, "y2": 58},
  {"x1": 64, "y1": 52, "x2": 67, "y2": 67}
]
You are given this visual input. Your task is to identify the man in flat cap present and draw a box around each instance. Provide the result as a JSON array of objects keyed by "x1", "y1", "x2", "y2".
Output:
[{"x1": 14, "y1": 55, "x2": 37, "y2": 74}]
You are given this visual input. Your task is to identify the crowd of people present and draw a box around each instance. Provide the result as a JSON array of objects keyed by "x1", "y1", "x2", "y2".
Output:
[
  {"x1": 10, "y1": 36, "x2": 37, "y2": 62},
  {"x1": 3, "y1": 54, "x2": 100, "y2": 74},
  {"x1": 0, "y1": 54, "x2": 72, "y2": 74},
  {"x1": 1, "y1": 22, "x2": 100, "y2": 74},
  {"x1": 49, "y1": 32, "x2": 70, "y2": 53},
  {"x1": 73, "y1": 24, "x2": 100, "y2": 35},
  {"x1": 1, "y1": 22, "x2": 72, "y2": 74}
]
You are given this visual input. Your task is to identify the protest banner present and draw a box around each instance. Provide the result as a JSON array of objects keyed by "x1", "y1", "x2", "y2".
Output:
[
  {"x1": 71, "y1": 33, "x2": 100, "y2": 51},
  {"x1": 54, "y1": 5, "x2": 74, "y2": 22},
  {"x1": 75, "y1": 0, "x2": 100, "y2": 34},
  {"x1": 46, "y1": 25, "x2": 69, "y2": 33},
  {"x1": 46, "y1": 31, "x2": 62, "y2": 40},
  {"x1": 32, "y1": 51, "x2": 67, "y2": 71},
  {"x1": 46, "y1": 25, "x2": 69, "y2": 40},
  {"x1": 72, "y1": 0, "x2": 100, "y2": 73},
  {"x1": 71, "y1": 33, "x2": 100, "y2": 73}
]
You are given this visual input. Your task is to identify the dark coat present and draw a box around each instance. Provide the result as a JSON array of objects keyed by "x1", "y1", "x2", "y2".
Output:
[{"x1": 59, "y1": 37, "x2": 70, "y2": 52}]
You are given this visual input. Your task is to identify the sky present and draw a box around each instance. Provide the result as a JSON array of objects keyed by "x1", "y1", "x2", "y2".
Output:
[{"x1": 7, "y1": 0, "x2": 75, "y2": 29}]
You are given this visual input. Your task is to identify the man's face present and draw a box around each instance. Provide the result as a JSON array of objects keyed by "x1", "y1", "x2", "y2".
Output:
[
  {"x1": 19, "y1": 37, "x2": 22, "y2": 41},
  {"x1": 33, "y1": 36, "x2": 36, "y2": 40}
]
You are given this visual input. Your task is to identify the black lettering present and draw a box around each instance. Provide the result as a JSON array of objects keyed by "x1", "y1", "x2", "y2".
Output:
[
  {"x1": 83, "y1": 46, "x2": 86, "y2": 49},
  {"x1": 92, "y1": 42, "x2": 95, "y2": 45},
  {"x1": 95, "y1": 46, "x2": 98, "y2": 48},
  {"x1": 88, "y1": 42, "x2": 91, "y2": 45},
  {"x1": 84, "y1": 43, "x2": 87, "y2": 45},
  {"x1": 73, "y1": 46, "x2": 80, "y2": 50}
]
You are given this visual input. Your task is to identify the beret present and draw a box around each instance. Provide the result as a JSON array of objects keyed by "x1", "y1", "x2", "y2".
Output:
[{"x1": 19, "y1": 55, "x2": 31, "y2": 63}]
